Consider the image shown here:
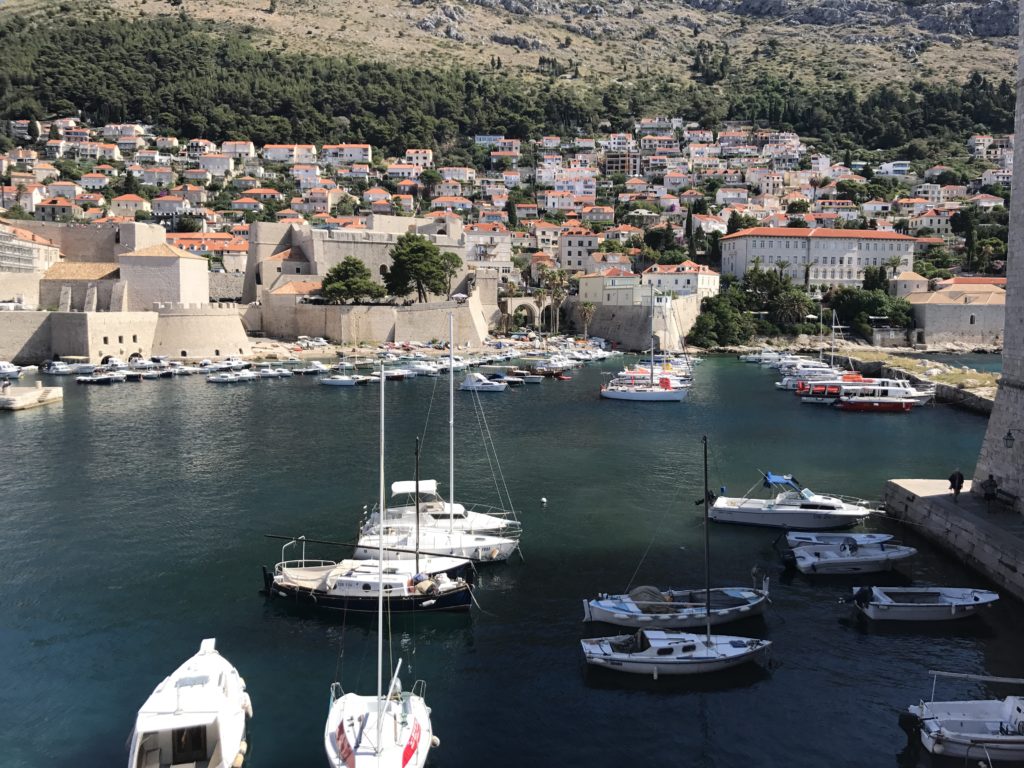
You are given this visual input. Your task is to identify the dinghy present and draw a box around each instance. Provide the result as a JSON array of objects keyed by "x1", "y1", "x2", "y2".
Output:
[
  {"x1": 903, "y1": 671, "x2": 1024, "y2": 762},
  {"x1": 127, "y1": 639, "x2": 252, "y2": 768},
  {"x1": 852, "y1": 585, "x2": 999, "y2": 621},
  {"x1": 785, "y1": 531, "x2": 893, "y2": 548},
  {"x1": 789, "y1": 539, "x2": 917, "y2": 575}
]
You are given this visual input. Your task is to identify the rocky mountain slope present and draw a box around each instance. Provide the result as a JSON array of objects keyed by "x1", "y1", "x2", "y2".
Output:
[{"x1": 8, "y1": 0, "x2": 1018, "y2": 88}]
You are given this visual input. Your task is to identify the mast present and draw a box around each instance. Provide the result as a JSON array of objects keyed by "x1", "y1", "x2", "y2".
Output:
[
  {"x1": 702, "y1": 434, "x2": 711, "y2": 646},
  {"x1": 376, "y1": 361, "x2": 385, "y2": 750},
  {"x1": 649, "y1": 283, "x2": 655, "y2": 388},
  {"x1": 448, "y1": 312, "x2": 455, "y2": 535},
  {"x1": 415, "y1": 436, "x2": 421, "y2": 574}
]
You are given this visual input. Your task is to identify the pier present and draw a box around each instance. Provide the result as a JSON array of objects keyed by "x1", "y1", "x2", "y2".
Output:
[
  {"x1": 883, "y1": 479, "x2": 1024, "y2": 601},
  {"x1": 0, "y1": 382, "x2": 63, "y2": 411}
]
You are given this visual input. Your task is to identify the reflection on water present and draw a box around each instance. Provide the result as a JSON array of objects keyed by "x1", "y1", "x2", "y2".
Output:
[{"x1": 0, "y1": 357, "x2": 1019, "y2": 768}]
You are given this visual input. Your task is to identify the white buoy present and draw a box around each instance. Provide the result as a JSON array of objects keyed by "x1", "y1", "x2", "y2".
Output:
[{"x1": 541, "y1": 497, "x2": 547, "y2": 506}]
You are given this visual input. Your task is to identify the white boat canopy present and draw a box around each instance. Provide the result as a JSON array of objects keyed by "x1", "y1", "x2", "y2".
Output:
[{"x1": 391, "y1": 479, "x2": 439, "y2": 497}]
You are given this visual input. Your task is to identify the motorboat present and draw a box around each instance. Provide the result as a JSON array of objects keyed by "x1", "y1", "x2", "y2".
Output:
[
  {"x1": 903, "y1": 671, "x2": 1024, "y2": 762},
  {"x1": 409, "y1": 360, "x2": 440, "y2": 376},
  {"x1": 127, "y1": 638, "x2": 252, "y2": 768},
  {"x1": 76, "y1": 372, "x2": 126, "y2": 385},
  {"x1": 460, "y1": 372, "x2": 507, "y2": 392},
  {"x1": 362, "y1": 479, "x2": 520, "y2": 535},
  {"x1": 776, "y1": 370, "x2": 856, "y2": 390},
  {"x1": 41, "y1": 360, "x2": 74, "y2": 376},
  {"x1": 580, "y1": 629, "x2": 771, "y2": 678},
  {"x1": 0, "y1": 360, "x2": 23, "y2": 379},
  {"x1": 799, "y1": 377, "x2": 934, "y2": 406},
  {"x1": 488, "y1": 373, "x2": 524, "y2": 387},
  {"x1": 739, "y1": 349, "x2": 789, "y2": 364},
  {"x1": 785, "y1": 531, "x2": 893, "y2": 548},
  {"x1": 293, "y1": 361, "x2": 330, "y2": 375},
  {"x1": 835, "y1": 392, "x2": 916, "y2": 412},
  {"x1": 851, "y1": 586, "x2": 1000, "y2": 621},
  {"x1": 583, "y1": 583, "x2": 769, "y2": 629},
  {"x1": 788, "y1": 539, "x2": 917, "y2": 575},
  {"x1": 264, "y1": 548, "x2": 473, "y2": 614},
  {"x1": 710, "y1": 472, "x2": 873, "y2": 530},
  {"x1": 235, "y1": 370, "x2": 258, "y2": 382},
  {"x1": 324, "y1": 366, "x2": 437, "y2": 768},
  {"x1": 207, "y1": 372, "x2": 240, "y2": 383},
  {"x1": 320, "y1": 375, "x2": 359, "y2": 387}
]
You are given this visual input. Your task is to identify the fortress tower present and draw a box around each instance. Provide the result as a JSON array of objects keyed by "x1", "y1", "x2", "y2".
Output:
[{"x1": 973, "y1": 6, "x2": 1023, "y2": 508}]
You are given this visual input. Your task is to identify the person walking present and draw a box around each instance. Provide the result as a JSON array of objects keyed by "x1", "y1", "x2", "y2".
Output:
[{"x1": 948, "y1": 468, "x2": 965, "y2": 503}]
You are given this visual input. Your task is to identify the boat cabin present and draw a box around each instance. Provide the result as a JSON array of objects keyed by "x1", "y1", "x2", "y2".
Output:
[{"x1": 390, "y1": 480, "x2": 468, "y2": 520}]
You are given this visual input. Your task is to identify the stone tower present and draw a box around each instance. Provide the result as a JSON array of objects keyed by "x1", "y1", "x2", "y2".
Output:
[{"x1": 973, "y1": 4, "x2": 1024, "y2": 507}]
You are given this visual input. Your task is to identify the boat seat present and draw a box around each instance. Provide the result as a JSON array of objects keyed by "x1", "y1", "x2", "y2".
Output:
[{"x1": 141, "y1": 749, "x2": 160, "y2": 768}]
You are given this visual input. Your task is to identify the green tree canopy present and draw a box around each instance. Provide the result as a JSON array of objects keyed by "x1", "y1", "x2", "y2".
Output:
[
  {"x1": 384, "y1": 234, "x2": 460, "y2": 303},
  {"x1": 322, "y1": 256, "x2": 386, "y2": 303}
]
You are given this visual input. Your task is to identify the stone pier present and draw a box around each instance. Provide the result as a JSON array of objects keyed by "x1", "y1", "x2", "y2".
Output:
[
  {"x1": 883, "y1": 479, "x2": 1024, "y2": 601},
  {"x1": 0, "y1": 382, "x2": 63, "y2": 411}
]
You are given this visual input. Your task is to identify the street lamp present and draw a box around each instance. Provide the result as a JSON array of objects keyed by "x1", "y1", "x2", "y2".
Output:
[{"x1": 1003, "y1": 428, "x2": 1022, "y2": 449}]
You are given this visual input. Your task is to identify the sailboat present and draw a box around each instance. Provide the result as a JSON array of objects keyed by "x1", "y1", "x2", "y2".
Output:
[
  {"x1": 580, "y1": 437, "x2": 772, "y2": 677},
  {"x1": 324, "y1": 366, "x2": 439, "y2": 768},
  {"x1": 356, "y1": 314, "x2": 520, "y2": 563},
  {"x1": 600, "y1": 285, "x2": 688, "y2": 402}
]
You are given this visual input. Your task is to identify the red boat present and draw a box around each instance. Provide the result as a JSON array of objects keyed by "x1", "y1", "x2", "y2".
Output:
[{"x1": 835, "y1": 395, "x2": 914, "y2": 412}]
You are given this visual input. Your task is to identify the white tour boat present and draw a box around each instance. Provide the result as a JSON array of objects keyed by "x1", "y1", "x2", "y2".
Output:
[
  {"x1": 851, "y1": 585, "x2": 1000, "y2": 621},
  {"x1": 904, "y1": 671, "x2": 1024, "y2": 762},
  {"x1": 127, "y1": 638, "x2": 252, "y2": 768},
  {"x1": 711, "y1": 472, "x2": 873, "y2": 530},
  {"x1": 789, "y1": 538, "x2": 917, "y2": 575},
  {"x1": 0, "y1": 360, "x2": 23, "y2": 379}
]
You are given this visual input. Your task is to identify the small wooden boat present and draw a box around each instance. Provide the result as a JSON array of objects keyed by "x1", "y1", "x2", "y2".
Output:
[
  {"x1": 582, "y1": 582, "x2": 769, "y2": 629},
  {"x1": 785, "y1": 531, "x2": 893, "y2": 548},
  {"x1": 580, "y1": 629, "x2": 770, "y2": 678},
  {"x1": 852, "y1": 586, "x2": 999, "y2": 621},
  {"x1": 902, "y1": 671, "x2": 1024, "y2": 762},
  {"x1": 789, "y1": 539, "x2": 916, "y2": 575}
]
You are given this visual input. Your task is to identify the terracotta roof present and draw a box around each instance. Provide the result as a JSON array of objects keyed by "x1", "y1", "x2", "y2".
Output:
[
  {"x1": 43, "y1": 262, "x2": 120, "y2": 280},
  {"x1": 120, "y1": 243, "x2": 206, "y2": 261},
  {"x1": 269, "y1": 281, "x2": 321, "y2": 295},
  {"x1": 937, "y1": 277, "x2": 1007, "y2": 286}
]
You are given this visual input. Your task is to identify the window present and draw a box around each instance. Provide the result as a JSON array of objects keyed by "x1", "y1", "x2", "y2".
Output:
[
  {"x1": 970, "y1": 315, "x2": 976, "y2": 326},
  {"x1": 181, "y1": 350, "x2": 187, "y2": 356},
  {"x1": 102, "y1": 336, "x2": 109, "y2": 344},
  {"x1": 132, "y1": 335, "x2": 138, "y2": 343}
]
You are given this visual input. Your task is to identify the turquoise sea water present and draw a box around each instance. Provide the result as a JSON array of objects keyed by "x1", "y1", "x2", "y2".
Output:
[{"x1": 1, "y1": 357, "x2": 1019, "y2": 767}]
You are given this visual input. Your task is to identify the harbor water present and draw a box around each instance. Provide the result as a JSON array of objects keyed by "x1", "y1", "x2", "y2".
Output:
[{"x1": 2, "y1": 356, "x2": 1021, "y2": 767}]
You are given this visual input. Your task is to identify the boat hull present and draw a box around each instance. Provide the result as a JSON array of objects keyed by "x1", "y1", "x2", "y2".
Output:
[
  {"x1": 792, "y1": 544, "x2": 917, "y2": 575},
  {"x1": 710, "y1": 506, "x2": 868, "y2": 530},
  {"x1": 600, "y1": 387, "x2": 687, "y2": 402},
  {"x1": 855, "y1": 587, "x2": 1000, "y2": 621},
  {"x1": 909, "y1": 704, "x2": 1024, "y2": 761},
  {"x1": 265, "y1": 578, "x2": 473, "y2": 613},
  {"x1": 581, "y1": 634, "x2": 771, "y2": 677},
  {"x1": 582, "y1": 588, "x2": 768, "y2": 629},
  {"x1": 835, "y1": 399, "x2": 914, "y2": 412}
]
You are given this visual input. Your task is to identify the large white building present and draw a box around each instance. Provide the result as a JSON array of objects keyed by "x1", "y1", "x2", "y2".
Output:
[
  {"x1": 641, "y1": 262, "x2": 720, "y2": 300},
  {"x1": 720, "y1": 227, "x2": 916, "y2": 287}
]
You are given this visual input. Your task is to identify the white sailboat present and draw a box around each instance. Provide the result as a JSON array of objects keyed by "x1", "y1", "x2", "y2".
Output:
[
  {"x1": 600, "y1": 285, "x2": 688, "y2": 402},
  {"x1": 127, "y1": 639, "x2": 252, "y2": 768},
  {"x1": 581, "y1": 436, "x2": 771, "y2": 677},
  {"x1": 324, "y1": 366, "x2": 438, "y2": 768},
  {"x1": 356, "y1": 315, "x2": 520, "y2": 563},
  {"x1": 361, "y1": 479, "x2": 519, "y2": 535}
]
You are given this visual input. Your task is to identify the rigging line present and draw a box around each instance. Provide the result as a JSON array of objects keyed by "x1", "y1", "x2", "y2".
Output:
[
  {"x1": 333, "y1": 598, "x2": 350, "y2": 688},
  {"x1": 623, "y1": 533, "x2": 658, "y2": 593},
  {"x1": 474, "y1": 384, "x2": 515, "y2": 515},
  {"x1": 471, "y1": 387, "x2": 504, "y2": 510},
  {"x1": 469, "y1": 586, "x2": 497, "y2": 617},
  {"x1": 419, "y1": 369, "x2": 441, "y2": 450}
]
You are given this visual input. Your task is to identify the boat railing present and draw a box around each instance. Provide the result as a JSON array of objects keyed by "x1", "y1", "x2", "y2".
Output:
[
  {"x1": 276, "y1": 558, "x2": 335, "y2": 573},
  {"x1": 362, "y1": 501, "x2": 522, "y2": 528},
  {"x1": 411, "y1": 679, "x2": 428, "y2": 700}
]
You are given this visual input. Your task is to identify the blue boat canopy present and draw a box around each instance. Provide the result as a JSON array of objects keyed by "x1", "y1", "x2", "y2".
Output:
[{"x1": 763, "y1": 472, "x2": 801, "y2": 490}]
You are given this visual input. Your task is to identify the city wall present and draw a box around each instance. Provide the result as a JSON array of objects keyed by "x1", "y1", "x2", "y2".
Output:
[
  {"x1": 0, "y1": 311, "x2": 51, "y2": 363},
  {"x1": 0, "y1": 271, "x2": 43, "y2": 307},
  {"x1": 9, "y1": 221, "x2": 165, "y2": 262}
]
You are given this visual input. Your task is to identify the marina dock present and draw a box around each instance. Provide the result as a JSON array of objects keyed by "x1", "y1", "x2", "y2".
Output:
[
  {"x1": 0, "y1": 382, "x2": 63, "y2": 411},
  {"x1": 883, "y1": 479, "x2": 1024, "y2": 601}
]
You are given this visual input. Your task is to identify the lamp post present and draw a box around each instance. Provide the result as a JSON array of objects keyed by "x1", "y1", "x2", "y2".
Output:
[{"x1": 1003, "y1": 428, "x2": 1023, "y2": 450}]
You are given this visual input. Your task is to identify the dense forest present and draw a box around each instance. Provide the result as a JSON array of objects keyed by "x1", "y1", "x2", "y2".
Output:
[{"x1": 0, "y1": 13, "x2": 1014, "y2": 157}]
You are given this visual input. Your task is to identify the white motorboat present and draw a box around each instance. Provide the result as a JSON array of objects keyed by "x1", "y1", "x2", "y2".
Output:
[
  {"x1": 460, "y1": 372, "x2": 507, "y2": 392},
  {"x1": 362, "y1": 479, "x2": 519, "y2": 535},
  {"x1": 127, "y1": 638, "x2": 252, "y2": 768},
  {"x1": 904, "y1": 671, "x2": 1024, "y2": 762},
  {"x1": 583, "y1": 583, "x2": 768, "y2": 629},
  {"x1": 785, "y1": 531, "x2": 893, "y2": 548},
  {"x1": 852, "y1": 585, "x2": 1000, "y2": 621},
  {"x1": 235, "y1": 369, "x2": 258, "y2": 382},
  {"x1": 320, "y1": 374, "x2": 359, "y2": 386},
  {"x1": 293, "y1": 361, "x2": 330, "y2": 375},
  {"x1": 409, "y1": 360, "x2": 440, "y2": 376},
  {"x1": 580, "y1": 629, "x2": 771, "y2": 678},
  {"x1": 789, "y1": 539, "x2": 917, "y2": 575},
  {"x1": 0, "y1": 360, "x2": 23, "y2": 379},
  {"x1": 324, "y1": 368, "x2": 437, "y2": 768},
  {"x1": 710, "y1": 472, "x2": 873, "y2": 530},
  {"x1": 42, "y1": 361, "x2": 74, "y2": 375},
  {"x1": 77, "y1": 372, "x2": 126, "y2": 385},
  {"x1": 207, "y1": 372, "x2": 240, "y2": 383}
]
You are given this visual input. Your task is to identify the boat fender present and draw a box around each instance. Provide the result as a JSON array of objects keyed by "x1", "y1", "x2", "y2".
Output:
[
  {"x1": 1018, "y1": 721, "x2": 1024, "y2": 736},
  {"x1": 239, "y1": 740, "x2": 248, "y2": 755},
  {"x1": 232, "y1": 751, "x2": 245, "y2": 768},
  {"x1": 431, "y1": 736, "x2": 441, "y2": 748},
  {"x1": 242, "y1": 693, "x2": 253, "y2": 718},
  {"x1": 489, "y1": 547, "x2": 500, "y2": 560}
]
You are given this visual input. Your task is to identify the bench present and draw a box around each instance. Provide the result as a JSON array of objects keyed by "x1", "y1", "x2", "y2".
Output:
[{"x1": 995, "y1": 488, "x2": 1019, "y2": 508}]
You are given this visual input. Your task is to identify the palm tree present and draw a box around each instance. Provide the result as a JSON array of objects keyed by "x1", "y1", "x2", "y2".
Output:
[
  {"x1": 884, "y1": 255, "x2": 903, "y2": 278},
  {"x1": 533, "y1": 287, "x2": 548, "y2": 332},
  {"x1": 776, "y1": 259, "x2": 791, "y2": 280},
  {"x1": 578, "y1": 301, "x2": 596, "y2": 339},
  {"x1": 541, "y1": 268, "x2": 569, "y2": 334}
]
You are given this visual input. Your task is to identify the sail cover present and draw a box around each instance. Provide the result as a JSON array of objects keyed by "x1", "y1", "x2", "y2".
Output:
[{"x1": 628, "y1": 586, "x2": 675, "y2": 614}]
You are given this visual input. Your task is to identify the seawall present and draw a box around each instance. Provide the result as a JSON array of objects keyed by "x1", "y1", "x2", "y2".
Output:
[{"x1": 883, "y1": 479, "x2": 1024, "y2": 601}]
